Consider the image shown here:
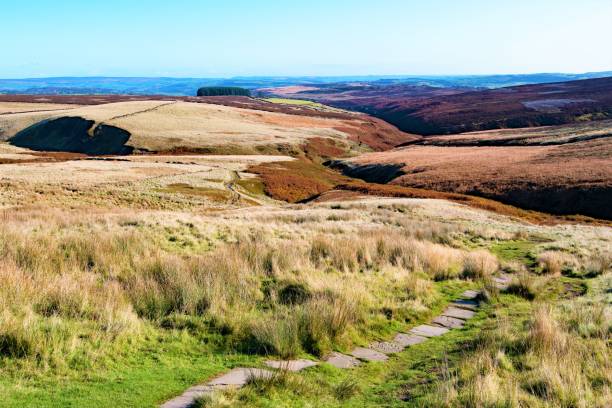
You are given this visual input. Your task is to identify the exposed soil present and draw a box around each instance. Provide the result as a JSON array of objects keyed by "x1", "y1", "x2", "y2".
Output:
[
  {"x1": 10, "y1": 117, "x2": 134, "y2": 155},
  {"x1": 325, "y1": 160, "x2": 405, "y2": 183}
]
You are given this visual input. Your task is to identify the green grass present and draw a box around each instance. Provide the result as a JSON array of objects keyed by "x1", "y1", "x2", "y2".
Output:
[
  {"x1": 235, "y1": 178, "x2": 266, "y2": 197},
  {"x1": 490, "y1": 239, "x2": 538, "y2": 268},
  {"x1": 0, "y1": 331, "x2": 260, "y2": 408},
  {"x1": 263, "y1": 98, "x2": 325, "y2": 108},
  {"x1": 184, "y1": 280, "x2": 478, "y2": 407}
]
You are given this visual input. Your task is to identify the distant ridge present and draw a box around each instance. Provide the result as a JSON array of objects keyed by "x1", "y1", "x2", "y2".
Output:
[{"x1": 0, "y1": 71, "x2": 610, "y2": 96}]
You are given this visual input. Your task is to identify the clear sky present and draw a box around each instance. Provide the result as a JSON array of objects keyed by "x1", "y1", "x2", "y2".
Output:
[{"x1": 1, "y1": 0, "x2": 611, "y2": 78}]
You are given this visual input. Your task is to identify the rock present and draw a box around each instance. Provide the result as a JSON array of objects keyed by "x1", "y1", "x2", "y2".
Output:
[
  {"x1": 350, "y1": 347, "x2": 389, "y2": 362},
  {"x1": 369, "y1": 341, "x2": 405, "y2": 354},
  {"x1": 461, "y1": 290, "x2": 480, "y2": 299},
  {"x1": 394, "y1": 333, "x2": 428, "y2": 347},
  {"x1": 207, "y1": 367, "x2": 273, "y2": 387},
  {"x1": 432, "y1": 315, "x2": 465, "y2": 329},
  {"x1": 324, "y1": 352, "x2": 361, "y2": 369},
  {"x1": 494, "y1": 275, "x2": 512, "y2": 289},
  {"x1": 442, "y1": 307, "x2": 476, "y2": 320},
  {"x1": 160, "y1": 385, "x2": 215, "y2": 408},
  {"x1": 410, "y1": 324, "x2": 449, "y2": 337},
  {"x1": 264, "y1": 359, "x2": 318, "y2": 372},
  {"x1": 451, "y1": 299, "x2": 479, "y2": 311}
]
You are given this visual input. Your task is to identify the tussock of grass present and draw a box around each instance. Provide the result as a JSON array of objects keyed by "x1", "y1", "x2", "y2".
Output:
[
  {"x1": 506, "y1": 272, "x2": 539, "y2": 300},
  {"x1": 537, "y1": 250, "x2": 577, "y2": 276},
  {"x1": 433, "y1": 274, "x2": 612, "y2": 408},
  {"x1": 462, "y1": 250, "x2": 499, "y2": 279}
]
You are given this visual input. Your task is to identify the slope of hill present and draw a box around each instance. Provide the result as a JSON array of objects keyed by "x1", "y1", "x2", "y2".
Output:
[
  {"x1": 347, "y1": 78, "x2": 612, "y2": 135},
  {"x1": 1, "y1": 96, "x2": 417, "y2": 156},
  {"x1": 332, "y1": 122, "x2": 612, "y2": 219},
  {"x1": 402, "y1": 120, "x2": 612, "y2": 146},
  {"x1": 263, "y1": 77, "x2": 612, "y2": 136}
]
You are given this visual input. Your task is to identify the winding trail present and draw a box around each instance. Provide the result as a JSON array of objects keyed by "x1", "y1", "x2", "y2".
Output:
[{"x1": 160, "y1": 274, "x2": 512, "y2": 408}]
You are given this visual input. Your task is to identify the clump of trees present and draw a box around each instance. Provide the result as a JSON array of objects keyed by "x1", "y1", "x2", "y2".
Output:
[{"x1": 196, "y1": 87, "x2": 251, "y2": 97}]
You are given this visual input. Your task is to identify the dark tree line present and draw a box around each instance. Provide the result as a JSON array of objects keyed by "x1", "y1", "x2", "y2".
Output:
[{"x1": 196, "y1": 87, "x2": 251, "y2": 97}]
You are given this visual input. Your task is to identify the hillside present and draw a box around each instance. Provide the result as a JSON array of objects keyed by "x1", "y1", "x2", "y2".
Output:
[
  {"x1": 332, "y1": 122, "x2": 612, "y2": 219},
  {"x1": 0, "y1": 94, "x2": 610, "y2": 408},
  {"x1": 1, "y1": 96, "x2": 417, "y2": 156},
  {"x1": 264, "y1": 77, "x2": 612, "y2": 135}
]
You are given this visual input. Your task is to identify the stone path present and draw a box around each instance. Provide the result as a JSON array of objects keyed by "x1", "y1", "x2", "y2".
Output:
[
  {"x1": 264, "y1": 359, "x2": 319, "y2": 371},
  {"x1": 161, "y1": 368, "x2": 273, "y2": 408},
  {"x1": 161, "y1": 288, "x2": 484, "y2": 407}
]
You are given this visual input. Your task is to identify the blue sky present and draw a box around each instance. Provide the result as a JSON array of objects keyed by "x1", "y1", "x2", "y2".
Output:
[{"x1": 1, "y1": 0, "x2": 611, "y2": 78}]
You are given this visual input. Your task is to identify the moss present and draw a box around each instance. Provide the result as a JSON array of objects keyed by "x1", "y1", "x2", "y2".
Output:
[
  {"x1": 235, "y1": 178, "x2": 266, "y2": 197},
  {"x1": 160, "y1": 183, "x2": 233, "y2": 202},
  {"x1": 491, "y1": 240, "x2": 538, "y2": 269}
]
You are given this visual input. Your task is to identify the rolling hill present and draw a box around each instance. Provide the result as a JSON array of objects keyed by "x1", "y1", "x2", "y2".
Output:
[
  {"x1": 329, "y1": 120, "x2": 612, "y2": 219},
  {"x1": 0, "y1": 96, "x2": 416, "y2": 156},
  {"x1": 263, "y1": 77, "x2": 612, "y2": 135}
]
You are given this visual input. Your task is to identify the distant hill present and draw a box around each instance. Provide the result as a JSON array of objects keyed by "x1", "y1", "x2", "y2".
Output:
[
  {"x1": 335, "y1": 119, "x2": 612, "y2": 219},
  {"x1": 273, "y1": 77, "x2": 612, "y2": 135},
  {"x1": 366, "y1": 77, "x2": 612, "y2": 135},
  {"x1": 1, "y1": 71, "x2": 611, "y2": 96}
]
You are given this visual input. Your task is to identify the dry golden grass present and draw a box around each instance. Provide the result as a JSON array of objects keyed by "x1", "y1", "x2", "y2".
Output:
[
  {"x1": 0, "y1": 193, "x2": 608, "y2": 372},
  {"x1": 437, "y1": 290, "x2": 612, "y2": 407},
  {"x1": 0, "y1": 102, "x2": 79, "y2": 114},
  {"x1": 537, "y1": 251, "x2": 578, "y2": 276},
  {"x1": 0, "y1": 202, "x2": 482, "y2": 367},
  {"x1": 0, "y1": 100, "x2": 368, "y2": 155}
]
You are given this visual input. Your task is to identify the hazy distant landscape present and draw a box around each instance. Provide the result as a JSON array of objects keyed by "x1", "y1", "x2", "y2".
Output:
[{"x1": 1, "y1": 71, "x2": 611, "y2": 95}]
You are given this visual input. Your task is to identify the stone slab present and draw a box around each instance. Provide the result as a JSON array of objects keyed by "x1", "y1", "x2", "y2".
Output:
[
  {"x1": 324, "y1": 352, "x2": 361, "y2": 369},
  {"x1": 461, "y1": 290, "x2": 480, "y2": 299},
  {"x1": 350, "y1": 347, "x2": 389, "y2": 362},
  {"x1": 265, "y1": 359, "x2": 319, "y2": 372},
  {"x1": 432, "y1": 315, "x2": 465, "y2": 329},
  {"x1": 410, "y1": 324, "x2": 449, "y2": 338},
  {"x1": 451, "y1": 299, "x2": 479, "y2": 311},
  {"x1": 394, "y1": 333, "x2": 428, "y2": 347},
  {"x1": 442, "y1": 307, "x2": 476, "y2": 320},
  {"x1": 160, "y1": 385, "x2": 215, "y2": 408},
  {"x1": 369, "y1": 341, "x2": 405, "y2": 354},
  {"x1": 207, "y1": 367, "x2": 273, "y2": 387},
  {"x1": 494, "y1": 276, "x2": 511, "y2": 289}
]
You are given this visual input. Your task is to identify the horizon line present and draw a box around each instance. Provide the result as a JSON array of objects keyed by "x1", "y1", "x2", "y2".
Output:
[{"x1": 2, "y1": 70, "x2": 612, "y2": 81}]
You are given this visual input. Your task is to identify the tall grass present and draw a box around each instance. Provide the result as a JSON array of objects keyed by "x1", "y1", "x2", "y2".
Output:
[
  {"x1": 0, "y1": 208, "x2": 508, "y2": 373},
  {"x1": 434, "y1": 277, "x2": 612, "y2": 408}
]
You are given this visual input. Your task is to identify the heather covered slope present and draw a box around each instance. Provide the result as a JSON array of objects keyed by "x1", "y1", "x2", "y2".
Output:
[
  {"x1": 263, "y1": 77, "x2": 612, "y2": 136},
  {"x1": 339, "y1": 130, "x2": 612, "y2": 219}
]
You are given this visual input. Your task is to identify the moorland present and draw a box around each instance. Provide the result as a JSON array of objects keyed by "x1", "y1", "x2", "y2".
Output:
[{"x1": 0, "y1": 76, "x2": 610, "y2": 408}]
